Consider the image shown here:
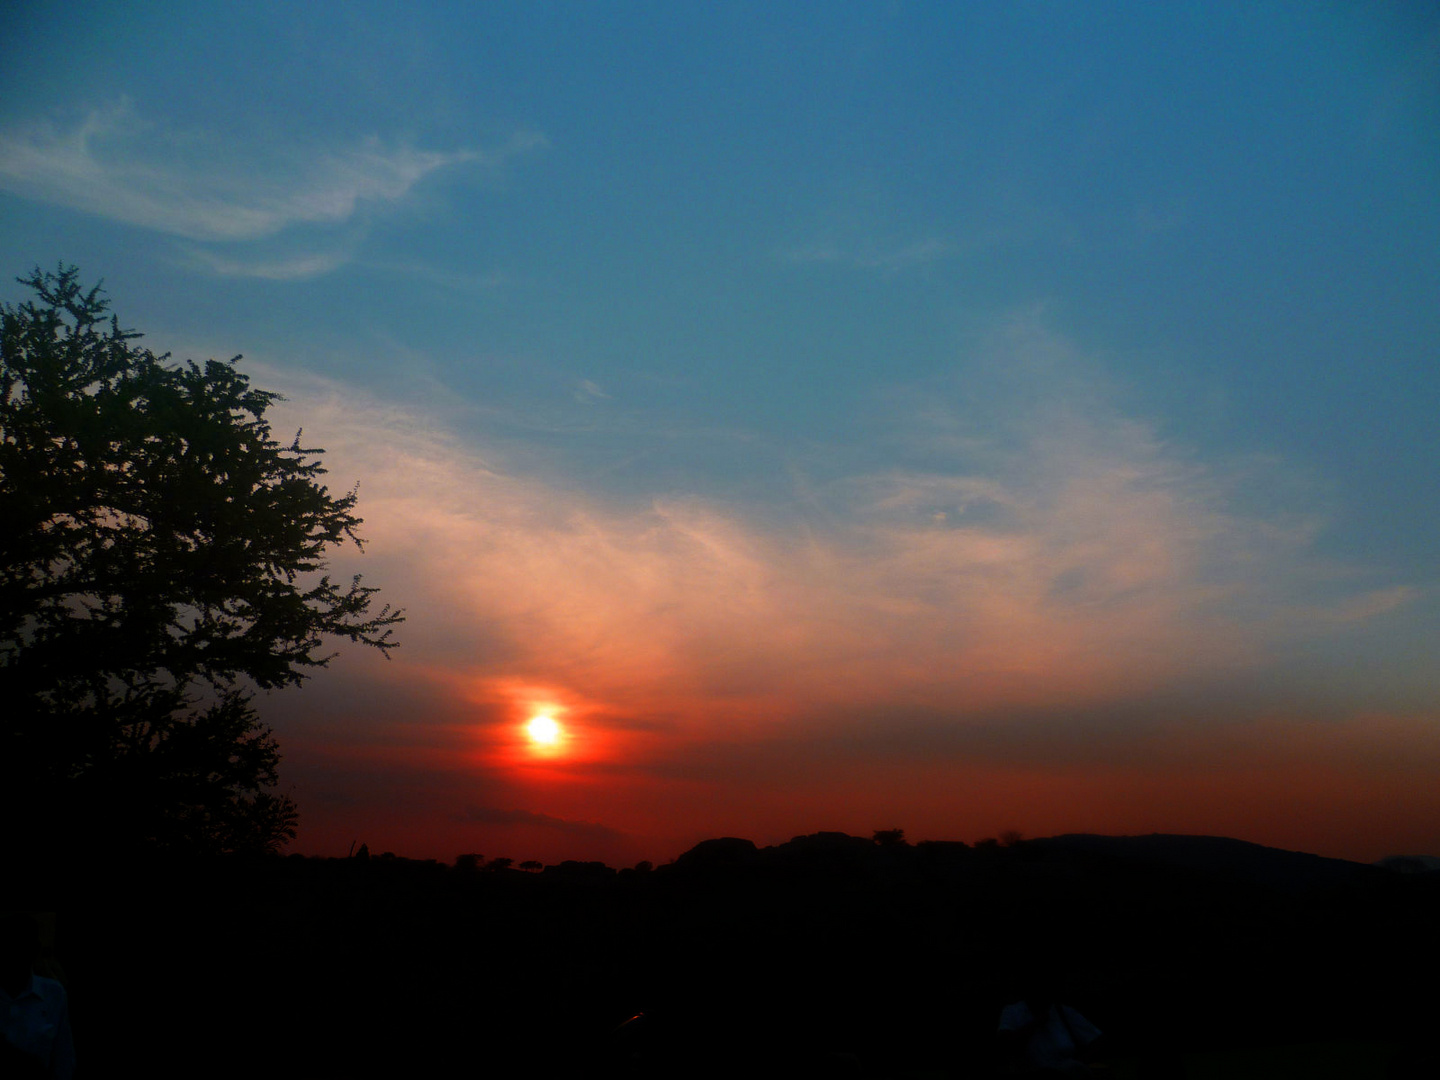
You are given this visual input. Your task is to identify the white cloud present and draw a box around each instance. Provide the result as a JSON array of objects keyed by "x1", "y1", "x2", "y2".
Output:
[
  {"x1": 574, "y1": 379, "x2": 611, "y2": 403},
  {"x1": 0, "y1": 101, "x2": 535, "y2": 243},
  {"x1": 1304, "y1": 585, "x2": 1418, "y2": 626},
  {"x1": 181, "y1": 247, "x2": 354, "y2": 281}
]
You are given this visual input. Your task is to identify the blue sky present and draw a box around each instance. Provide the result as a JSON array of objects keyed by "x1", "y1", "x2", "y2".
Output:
[{"x1": 3, "y1": 2, "x2": 1438, "y2": 862}]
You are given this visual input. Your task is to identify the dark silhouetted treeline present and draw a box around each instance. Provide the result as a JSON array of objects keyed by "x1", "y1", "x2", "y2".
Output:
[{"x1": 20, "y1": 831, "x2": 1440, "y2": 1077}]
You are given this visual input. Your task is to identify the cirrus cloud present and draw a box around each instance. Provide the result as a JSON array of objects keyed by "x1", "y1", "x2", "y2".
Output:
[
  {"x1": 257, "y1": 355, "x2": 1411, "y2": 735},
  {"x1": 0, "y1": 100, "x2": 540, "y2": 243}
]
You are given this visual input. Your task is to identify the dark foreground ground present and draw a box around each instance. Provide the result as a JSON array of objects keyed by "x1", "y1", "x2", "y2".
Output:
[{"x1": 18, "y1": 832, "x2": 1440, "y2": 1077}]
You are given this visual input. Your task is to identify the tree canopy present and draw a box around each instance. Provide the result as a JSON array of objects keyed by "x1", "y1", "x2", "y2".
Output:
[{"x1": 0, "y1": 266, "x2": 402, "y2": 858}]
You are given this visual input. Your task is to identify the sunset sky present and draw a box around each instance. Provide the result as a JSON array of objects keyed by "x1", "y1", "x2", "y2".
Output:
[{"x1": 3, "y1": 2, "x2": 1438, "y2": 865}]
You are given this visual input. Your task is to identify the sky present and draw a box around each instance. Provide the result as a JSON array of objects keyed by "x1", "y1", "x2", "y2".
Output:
[{"x1": 2, "y1": 1, "x2": 1438, "y2": 865}]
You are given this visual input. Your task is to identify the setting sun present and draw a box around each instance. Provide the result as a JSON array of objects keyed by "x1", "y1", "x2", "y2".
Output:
[{"x1": 526, "y1": 714, "x2": 563, "y2": 746}]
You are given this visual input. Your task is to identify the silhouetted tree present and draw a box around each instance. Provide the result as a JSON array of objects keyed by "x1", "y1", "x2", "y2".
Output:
[
  {"x1": 518, "y1": 860, "x2": 542, "y2": 872},
  {"x1": 1, "y1": 266, "x2": 402, "y2": 859},
  {"x1": 872, "y1": 828, "x2": 906, "y2": 846}
]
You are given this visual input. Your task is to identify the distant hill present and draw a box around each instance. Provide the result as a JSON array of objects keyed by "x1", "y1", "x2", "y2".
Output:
[
  {"x1": 663, "y1": 829, "x2": 1402, "y2": 897},
  {"x1": 1030, "y1": 832, "x2": 1387, "y2": 895}
]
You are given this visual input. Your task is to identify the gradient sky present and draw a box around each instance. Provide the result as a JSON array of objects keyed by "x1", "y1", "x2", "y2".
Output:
[{"x1": 3, "y1": 2, "x2": 1438, "y2": 865}]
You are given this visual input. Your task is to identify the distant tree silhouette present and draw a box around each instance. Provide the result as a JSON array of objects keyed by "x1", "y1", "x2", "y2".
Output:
[
  {"x1": 0, "y1": 266, "x2": 402, "y2": 859},
  {"x1": 485, "y1": 857, "x2": 514, "y2": 872},
  {"x1": 872, "y1": 828, "x2": 906, "y2": 846},
  {"x1": 518, "y1": 860, "x2": 542, "y2": 872}
]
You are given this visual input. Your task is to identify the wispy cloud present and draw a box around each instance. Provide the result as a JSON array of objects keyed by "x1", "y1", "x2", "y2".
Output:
[
  {"x1": 180, "y1": 246, "x2": 355, "y2": 281},
  {"x1": 0, "y1": 101, "x2": 536, "y2": 244},
  {"x1": 779, "y1": 236, "x2": 952, "y2": 274},
  {"x1": 363, "y1": 260, "x2": 510, "y2": 294},
  {"x1": 262, "y1": 357, "x2": 1409, "y2": 738},
  {"x1": 1303, "y1": 585, "x2": 1419, "y2": 625},
  {"x1": 573, "y1": 379, "x2": 611, "y2": 403}
]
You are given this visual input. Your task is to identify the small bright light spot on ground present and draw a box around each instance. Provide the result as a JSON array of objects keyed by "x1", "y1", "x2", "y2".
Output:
[{"x1": 526, "y1": 714, "x2": 562, "y2": 745}]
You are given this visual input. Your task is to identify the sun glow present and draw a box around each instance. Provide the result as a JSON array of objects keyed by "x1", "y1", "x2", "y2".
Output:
[{"x1": 526, "y1": 713, "x2": 563, "y2": 746}]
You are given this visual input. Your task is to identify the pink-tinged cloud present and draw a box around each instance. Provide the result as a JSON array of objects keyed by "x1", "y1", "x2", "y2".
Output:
[{"x1": 246, "y1": 355, "x2": 1429, "y2": 864}]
